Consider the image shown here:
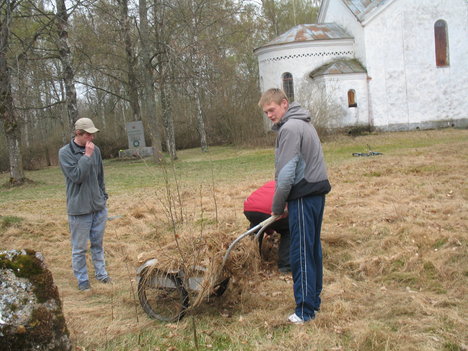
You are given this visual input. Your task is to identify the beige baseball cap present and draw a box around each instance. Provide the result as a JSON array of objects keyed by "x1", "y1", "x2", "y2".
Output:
[{"x1": 74, "y1": 118, "x2": 99, "y2": 133}]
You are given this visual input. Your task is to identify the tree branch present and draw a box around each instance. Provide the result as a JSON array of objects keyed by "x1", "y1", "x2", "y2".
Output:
[
  {"x1": 75, "y1": 80, "x2": 130, "y2": 102},
  {"x1": 15, "y1": 99, "x2": 65, "y2": 111}
]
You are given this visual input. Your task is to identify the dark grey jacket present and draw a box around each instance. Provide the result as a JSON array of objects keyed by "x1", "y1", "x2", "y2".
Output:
[
  {"x1": 59, "y1": 141, "x2": 108, "y2": 215},
  {"x1": 272, "y1": 102, "x2": 331, "y2": 214}
]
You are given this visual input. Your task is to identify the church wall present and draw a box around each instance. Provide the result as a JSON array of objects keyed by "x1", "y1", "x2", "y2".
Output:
[
  {"x1": 319, "y1": 0, "x2": 367, "y2": 65},
  {"x1": 331, "y1": 74, "x2": 369, "y2": 127},
  {"x1": 257, "y1": 40, "x2": 354, "y2": 94},
  {"x1": 364, "y1": 0, "x2": 468, "y2": 130},
  {"x1": 315, "y1": 74, "x2": 369, "y2": 127}
]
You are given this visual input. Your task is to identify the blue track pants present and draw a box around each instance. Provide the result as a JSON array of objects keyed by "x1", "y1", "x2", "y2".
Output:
[{"x1": 288, "y1": 195, "x2": 325, "y2": 321}]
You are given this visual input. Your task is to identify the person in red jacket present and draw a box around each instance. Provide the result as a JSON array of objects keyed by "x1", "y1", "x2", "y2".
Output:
[{"x1": 243, "y1": 181, "x2": 291, "y2": 273}]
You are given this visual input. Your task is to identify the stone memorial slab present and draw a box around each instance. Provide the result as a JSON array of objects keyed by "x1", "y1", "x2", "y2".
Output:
[
  {"x1": 126, "y1": 121, "x2": 146, "y2": 149},
  {"x1": 119, "y1": 120, "x2": 154, "y2": 158}
]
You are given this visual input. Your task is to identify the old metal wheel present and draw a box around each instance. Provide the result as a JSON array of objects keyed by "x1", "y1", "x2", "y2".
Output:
[{"x1": 138, "y1": 268, "x2": 189, "y2": 322}]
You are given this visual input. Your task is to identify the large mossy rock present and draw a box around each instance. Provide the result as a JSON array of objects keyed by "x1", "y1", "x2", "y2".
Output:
[{"x1": 0, "y1": 249, "x2": 72, "y2": 351}]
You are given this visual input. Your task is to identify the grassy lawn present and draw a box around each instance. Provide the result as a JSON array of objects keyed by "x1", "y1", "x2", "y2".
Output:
[{"x1": 0, "y1": 128, "x2": 467, "y2": 351}]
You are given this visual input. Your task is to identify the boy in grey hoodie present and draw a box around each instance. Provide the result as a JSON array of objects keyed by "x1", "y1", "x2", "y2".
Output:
[
  {"x1": 59, "y1": 118, "x2": 111, "y2": 291},
  {"x1": 259, "y1": 88, "x2": 331, "y2": 324}
]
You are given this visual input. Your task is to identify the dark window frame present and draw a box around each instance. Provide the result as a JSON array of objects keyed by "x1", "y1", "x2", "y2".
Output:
[
  {"x1": 282, "y1": 72, "x2": 294, "y2": 102},
  {"x1": 348, "y1": 89, "x2": 357, "y2": 108},
  {"x1": 434, "y1": 19, "x2": 449, "y2": 67}
]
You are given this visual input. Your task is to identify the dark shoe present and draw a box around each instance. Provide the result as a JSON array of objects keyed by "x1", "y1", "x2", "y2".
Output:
[
  {"x1": 278, "y1": 266, "x2": 291, "y2": 273},
  {"x1": 78, "y1": 280, "x2": 91, "y2": 291},
  {"x1": 98, "y1": 276, "x2": 112, "y2": 284}
]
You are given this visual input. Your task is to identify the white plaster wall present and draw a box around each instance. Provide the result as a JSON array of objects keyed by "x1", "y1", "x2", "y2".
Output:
[
  {"x1": 336, "y1": 75, "x2": 369, "y2": 126},
  {"x1": 257, "y1": 40, "x2": 354, "y2": 94},
  {"x1": 256, "y1": 39, "x2": 369, "y2": 129},
  {"x1": 320, "y1": 74, "x2": 369, "y2": 127},
  {"x1": 364, "y1": 0, "x2": 468, "y2": 129},
  {"x1": 319, "y1": 0, "x2": 367, "y2": 65}
]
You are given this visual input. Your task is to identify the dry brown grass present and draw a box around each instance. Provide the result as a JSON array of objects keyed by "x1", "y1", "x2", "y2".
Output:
[{"x1": 0, "y1": 129, "x2": 466, "y2": 350}]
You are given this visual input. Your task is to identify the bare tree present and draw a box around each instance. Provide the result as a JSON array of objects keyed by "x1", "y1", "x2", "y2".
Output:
[
  {"x1": 261, "y1": 0, "x2": 280, "y2": 36},
  {"x1": 0, "y1": 0, "x2": 25, "y2": 184},
  {"x1": 55, "y1": 0, "x2": 78, "y2": 132},
  {"x1": 261, "y1": 0, "x2": 319, "y2": 39},
  {"x1": 188, "y1": 0, "x2": 208, "y2": 152},
  {"x1": 139, "y1": 0, "x2": 163, "y2": 161},
  {"x1": 296, "y1": 80, "x2": 344, "y2": 136},
  {"x1": 117, "y1": 0, "x2": 140, "y2": 122},
  {"x1": 153, "y1": 0, "x2": 177, "y2": 160}
]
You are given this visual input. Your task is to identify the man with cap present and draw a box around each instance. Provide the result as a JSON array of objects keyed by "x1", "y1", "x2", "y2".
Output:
[{"x1": 59, "y1": 117, "x2": 111, "y2": 291}]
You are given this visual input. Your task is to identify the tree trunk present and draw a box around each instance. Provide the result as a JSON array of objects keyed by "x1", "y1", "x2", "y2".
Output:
[
  {"x1": 55, "y1": 0, "x2": 78, "y2": 131},
  {"x1": 139, "y1": 0, "x2": 162, "y2": 161},
  {"x1": 118, "y1": 0, "x2": 140, "y2": 122},
  {"x1": 0, "y1": 3, "x2": 25, "y2": 184},
  {"x1": 189, "y1": 0, "x2": 208, "y2": 152},
  {"x1": 193, "y1": 82, "x2": 207, "y2": 152},
  {"x1": 160, "y1": 82, "x2": 176, "y2": 160},
  {"x1": 153, "y1": 0, "x2": 177, "y2": 160},
  {"x1": 261, "y1": 0, "x2": 280, "y2": 36}
]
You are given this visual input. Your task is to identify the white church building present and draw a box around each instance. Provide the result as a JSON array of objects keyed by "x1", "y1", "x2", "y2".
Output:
[{"x1": 254, "y1": 0, "x2": 468, "y2": 131}]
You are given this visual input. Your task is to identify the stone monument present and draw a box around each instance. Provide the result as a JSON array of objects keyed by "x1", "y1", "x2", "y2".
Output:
[{"x1": 118, "y1": 120, "x2": 154, "y2": 158}]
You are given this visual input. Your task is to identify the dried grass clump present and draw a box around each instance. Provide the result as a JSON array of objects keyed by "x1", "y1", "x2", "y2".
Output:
[{"x1": 138, "y1": 222, "x2": 261, "y2": 309}]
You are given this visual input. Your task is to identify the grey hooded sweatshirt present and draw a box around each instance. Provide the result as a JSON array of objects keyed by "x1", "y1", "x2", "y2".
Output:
[
  {"x1": 272, "y1": 101, "x2": 331, "y2": 214},
  {"x1": 59, "y1": 140, "x2": 108, "y2": 215}
]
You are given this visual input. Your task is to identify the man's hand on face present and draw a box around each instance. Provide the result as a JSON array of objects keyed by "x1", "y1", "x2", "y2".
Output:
[{"x1": 85, "y1": 141, "x2": 95, "y2": 157}]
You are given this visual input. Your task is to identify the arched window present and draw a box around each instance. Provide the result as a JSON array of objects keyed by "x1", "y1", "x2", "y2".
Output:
[
  {"x1": 434, "y1": 20, "x2": 449, "y2": 67},
  {"x1": 282, "y1": 73, "x2": 294, "y2": 101},
  {"x1": 348, "y1": 89, "x2": 357, "y2": 107}
]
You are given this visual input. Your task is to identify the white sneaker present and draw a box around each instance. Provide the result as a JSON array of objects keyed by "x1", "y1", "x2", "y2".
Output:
[{"x1": 288, "y1": 313, "x2": 305, "y2": 324}]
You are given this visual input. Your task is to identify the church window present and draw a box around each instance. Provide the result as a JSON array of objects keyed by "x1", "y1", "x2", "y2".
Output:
[
  {"x1": 282, "y1": 73, "x2": 294, "y2": 101},
  {"x1": 434, "y1": 20, "x2": 449, "y2": 67},
  {"x1": 348, "y1": 89, "x2": 357, "y2": 107}
]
